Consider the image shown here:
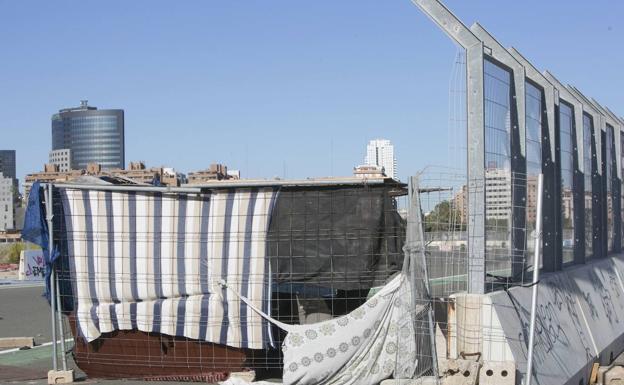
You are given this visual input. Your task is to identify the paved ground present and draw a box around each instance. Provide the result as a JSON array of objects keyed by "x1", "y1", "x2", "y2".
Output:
[{"x1": 0, "y1": 283, "x2": 51, "y2": 347}]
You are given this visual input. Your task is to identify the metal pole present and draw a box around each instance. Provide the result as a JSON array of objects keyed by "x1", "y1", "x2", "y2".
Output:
[
  {"x1": 55, "y1": 269, "x2": 68, "y2": 371},
  {"x1": 525, "y1": 173, "x2": 544, "y2": 385},
  {"x1": 45, "y1": 184, "x2": 58, "y2": 371},
  {"x1": 48, "y1": 183, "x2": 68, "y2": 371}
]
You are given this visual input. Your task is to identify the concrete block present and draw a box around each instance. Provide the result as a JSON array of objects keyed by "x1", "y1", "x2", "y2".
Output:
[
  {"x1": 228, "y1": 370, "x2": 256, "y2": 382},
  {"x1": 380, "y1": 378, "x2": 438, "y2": 385},
  {"x1": 0, "y1": 336, "x2": 35, "y2": 349},
  {"x1": 613, "y1": 351, "x2": 624, "y2": 366},
  {"x1": 47, "y1": 370, "x2": 74, "y2": 384},
  {"x1": 438, "y1": 358, "x2": 480, "y2": 385},
  {"x1": 479, "y1": 361, "x2": 515, "y2": 385},
  {"x1": 598, "y1": 365, "x2": 624, "y2": 385}
]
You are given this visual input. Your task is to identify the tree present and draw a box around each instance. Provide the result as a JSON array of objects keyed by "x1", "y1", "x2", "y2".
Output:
[
  {"x1": 424, "y1": 200, "x2": 466, "y2": 232},
  {"x1": 7, "y1": 242, "x2": 26, "y2": 264}
]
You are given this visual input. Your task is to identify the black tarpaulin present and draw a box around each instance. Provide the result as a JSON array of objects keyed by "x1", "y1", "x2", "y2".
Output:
[{"x1": 267, "y1": 184, "x2": 406, "y2": 292}]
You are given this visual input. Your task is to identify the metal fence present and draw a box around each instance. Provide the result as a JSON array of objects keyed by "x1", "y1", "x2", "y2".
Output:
[{"x1": 42, "y1": 178, "x2": 441, "y2": 383}]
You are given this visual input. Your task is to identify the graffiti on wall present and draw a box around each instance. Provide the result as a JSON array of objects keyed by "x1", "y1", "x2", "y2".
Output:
[{"x1": 18, "y1": 250, "x2": 46, "y2": 281}]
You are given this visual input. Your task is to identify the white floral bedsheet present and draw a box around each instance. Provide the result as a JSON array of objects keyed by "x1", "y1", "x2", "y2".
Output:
[{"x1": 279, "y1": 273, "x2": 418, "y2": 385}]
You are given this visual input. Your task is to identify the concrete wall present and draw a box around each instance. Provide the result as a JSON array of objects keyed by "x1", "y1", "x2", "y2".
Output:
[{"x1": 449, "y1": 255, "x2": 624, "y2": 385}]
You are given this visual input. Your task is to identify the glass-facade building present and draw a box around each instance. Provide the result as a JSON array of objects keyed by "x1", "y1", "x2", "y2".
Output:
[
  {"x1": 0, "y1": 150, "x2": 18, "y2": 191},
  {"x1": 52, "y1": 101, "x2": 124, "y2": 170},
  {"x1": 0, "y1": 150, "x2": 16, "y2": 181}
]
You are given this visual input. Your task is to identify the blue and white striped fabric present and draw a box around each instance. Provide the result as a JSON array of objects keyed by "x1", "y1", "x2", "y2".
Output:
[{"x1": 59, "y1": 187, "x2": 278, "y2": 349}]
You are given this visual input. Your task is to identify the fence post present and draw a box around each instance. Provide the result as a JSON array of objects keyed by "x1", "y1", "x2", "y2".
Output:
[
  {"x1": 525, "y1": 173, "x2": 544, "y2": 385},
  {"x1": 408, "y1": 176, "x2": 439, "y2": 382},
  {"x1": 56, "y1": 266, "x2": 68, "y2": 371},
  {"x1": 48, "y1": 182, "x2": 69, "y2": 371},
  {"x1": 45, "y1": 183, "x2": 58, "y2": 372}
]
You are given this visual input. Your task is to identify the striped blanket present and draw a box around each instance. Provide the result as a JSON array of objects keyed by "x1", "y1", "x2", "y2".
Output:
[{"x1": 59, "y1": 187, "x2": 278, "y2": 349}]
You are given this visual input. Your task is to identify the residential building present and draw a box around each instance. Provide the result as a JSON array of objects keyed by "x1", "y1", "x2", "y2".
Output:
[
  {"x1": 353, "y1": 164, "x2": 385, "y2": 179},
  {"x1": 187, "y1": 164, "x2": 239, "y2": 184},
  {"x1": 49, "y1": 149, "x2": 72, "y2": 172},
  {"x1": 52, "y1": 100, "x2": 124, "y2": 170},
  {"x1": 109, "y1": 161, "x2": 181, "y2": 186},
  {"x1": 24, "y1": 164, "x2": 85, "y2": 199},
  {"x1": 0, "y1": 173, "x2": 14, "y2": 230},
  {"x1": 485, "y1": 168, "x2": 512, "y2": 221},
  {"x1": 365, "y1": 139, "x2": 397, "y2": 180},
  {"x1": 526, "y1": 175, "x2": 539, "y2": 224},
  {"x1": 452, "y1": 184, "x2": 468, "y2": 225},
  {"x1": 24, "y1": 161, "x2": 182, "y2": 199}
]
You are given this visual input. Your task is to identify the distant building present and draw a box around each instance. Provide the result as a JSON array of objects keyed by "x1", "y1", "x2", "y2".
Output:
[
  {"x1": 49, "y1": 149, "x2": 72, "y2": 172},
  {"x1": 24, "y1": 161, "x2": 182, "y2": 199},
  {"x1": 187, "y1": 164, "x2": 239, "y2": 184},
  {"x1": 227, "y1": 170, "x2": 241, "y2": 180},
  {"x1": 353, "y1": 164, "x2": 385, "y2": 179},
  {"x1": 0, "y1": 150, "x2": 18, "y2": 195},
  {"x1": 527, "y1": 175, "x2": 539, "y2": 224},
  {"x1": 110, "y1": 161, "x2": 182, "y2": 186},
  {"x1": 452, "y1": 184, "x2": 468, "y2": 225},
  {"x1": 24, "y1": 164, "x2": 85, "y2": 199},
  {"x1": 0, "y1": 151, "x2": 18, "y2": 229},
  {"x1": 365, "y1": 139, "x2": 396, "y2": 180},
  {"x1": 485, "y1": 168, "x2": 512, "y2": 221},
  {"x1": 52, "y1": 100, "x2": 124, "y2": 170},
  {"x1": 0, "y1": 173, "x2": 14, "y2": 230},
  {"x1": 0, "y1": 150, "x2": 16, "y2": 182}
]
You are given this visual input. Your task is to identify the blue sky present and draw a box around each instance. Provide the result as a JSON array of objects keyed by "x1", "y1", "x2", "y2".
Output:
[{"x1": 1, "y1": 0, "x2": 622, "y2": 187}]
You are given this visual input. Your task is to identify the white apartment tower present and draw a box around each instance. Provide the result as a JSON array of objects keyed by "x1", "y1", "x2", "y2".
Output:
[{"x1": 365, "y1": 139, "x2": 397, "y2": 180}]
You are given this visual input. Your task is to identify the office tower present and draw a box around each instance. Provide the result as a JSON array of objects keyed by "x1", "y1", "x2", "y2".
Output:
[{"x1": 52, "y1": 100, "x2": 124, "y2": 170}]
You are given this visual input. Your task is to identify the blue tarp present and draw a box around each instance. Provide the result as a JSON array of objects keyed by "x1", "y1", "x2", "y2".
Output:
[{"x1": 21, "y1": 181, "x2": 58, "y2": 301}]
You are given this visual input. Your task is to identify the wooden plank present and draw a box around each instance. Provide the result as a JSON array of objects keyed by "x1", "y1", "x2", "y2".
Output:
[{"x1": 0, "y1": 337, "x2": 35, "y2": 349}]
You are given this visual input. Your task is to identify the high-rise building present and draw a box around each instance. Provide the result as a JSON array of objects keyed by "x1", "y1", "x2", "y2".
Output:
[
  {"x1": 0, "y1": 173, "x2": 14, "y2": 231},
  {"x1": 0, "y1": 150, "x2": 18, "y2": 212},
  {"x1": 364, "y1": 139, "x2": 397, "y2": 180},
  {"x1": 0, "y1": 150, "x2": 16, "y2": 182},
  {"x1": 52, "y1": 100, "x2": 124, "y2": 170}
]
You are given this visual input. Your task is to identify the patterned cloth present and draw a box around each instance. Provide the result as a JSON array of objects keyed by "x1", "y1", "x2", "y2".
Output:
[
  {"x1": 59, "y1": 187, "x2": 278, "y2": 349},
  {"x1": 227, "y1": 272, "x2": 418, "y2": 385}
]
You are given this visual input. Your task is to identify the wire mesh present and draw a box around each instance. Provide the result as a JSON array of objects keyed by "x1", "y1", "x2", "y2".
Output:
[
  {"x1": 417, "y1": 167, "x2": 540, "y2": 296},
  {"x1": 47, "y1": 180, "x2": 445, "y2": 382}
]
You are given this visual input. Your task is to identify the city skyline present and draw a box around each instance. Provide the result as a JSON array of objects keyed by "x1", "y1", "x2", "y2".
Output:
[{"x1": 1, "y1": 1, "x2": 623, "y2": 189}]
